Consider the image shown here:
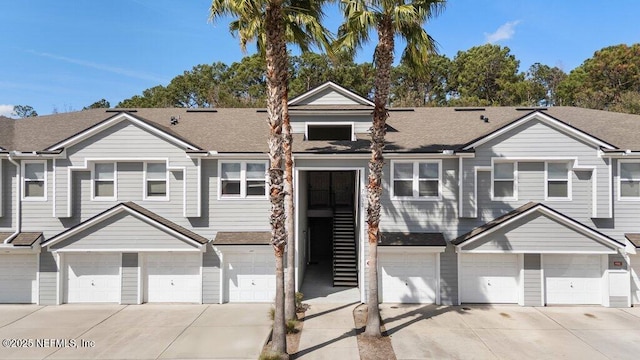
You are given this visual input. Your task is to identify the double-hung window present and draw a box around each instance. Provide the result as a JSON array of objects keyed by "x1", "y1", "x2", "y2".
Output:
[
  {"x1": 619, "y1": 161, "x2": 640, "y2": 199},
  {"x1": 391, "y1": 161, "x2": 440, "y2": 199},
  {"x1": 23, "y1": 161, "x2": 46, "y2": 200},
  {"x1": 492, "y1": 162, "x2": 516, "y2": 199},
  {"x1": 220, "y1": 161, "x2": 267, "y2": 198},
  {"x1": 144, "y1": 162, "x2": 168, "y2": 199},
  {"x1": 546, "y1": 162, "x2": 570, "y2": 200},
  {"x1": 93, "y1": 162, "x2": 116, "y2": 200}
]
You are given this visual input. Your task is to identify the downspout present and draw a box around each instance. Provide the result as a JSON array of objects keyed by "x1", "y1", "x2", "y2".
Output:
[{"x1": 5, "y1": 152, "x2": 21, "y2": 244}]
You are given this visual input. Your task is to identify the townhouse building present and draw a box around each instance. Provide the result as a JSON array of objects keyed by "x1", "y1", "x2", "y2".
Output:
[{"x1": 1, "y1": 82, "x2": 639, "y2": 307}]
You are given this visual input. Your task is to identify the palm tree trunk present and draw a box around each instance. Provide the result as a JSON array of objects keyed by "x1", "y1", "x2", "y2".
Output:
[
  {"x1": 265, "y1": 0, "x2": 288, "y2": 356},
  {"x1": 364, "y1": 18, "x2": 394, "y2": 338},
  {"x1": 284, "y1": 106, "x2": 297, "y2": 321}
]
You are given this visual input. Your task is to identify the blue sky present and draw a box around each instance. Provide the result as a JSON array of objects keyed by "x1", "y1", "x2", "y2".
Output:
[{"x1": 1, "y1": 0, "x2": 638, "y2": 117}]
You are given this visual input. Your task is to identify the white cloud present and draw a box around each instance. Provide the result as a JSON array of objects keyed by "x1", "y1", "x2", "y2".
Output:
[
  {"x1": 26, "y1": 50, "x2": 167, "y2": 83},
  {"x1": 0, "y1": 104, "x2": 14, "y2": 117},
  {"x1": 485, "y1": 20, "x2": 522, "y2": 44}
]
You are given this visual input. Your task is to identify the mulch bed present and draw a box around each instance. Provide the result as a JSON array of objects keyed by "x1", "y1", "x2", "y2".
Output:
[
  {"x1": 260, "y1": 306, "x2": 307, "y2": 360},
  {"x1": 353, "y1": 304, "x2": 397, "y2": 360}
]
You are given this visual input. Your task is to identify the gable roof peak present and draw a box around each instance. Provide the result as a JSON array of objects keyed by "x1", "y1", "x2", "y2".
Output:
[{"x1": 288, "y1": 81, "x2": 374, "y2": 107}]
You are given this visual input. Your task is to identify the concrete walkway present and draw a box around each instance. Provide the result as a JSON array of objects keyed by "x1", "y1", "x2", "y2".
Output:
[
  {"x1": 293, "y1": 302, "x2": 360, "y2": 359},
  {"x1": 0, "y1": 303, "x2": 272, "y2": 360},
  {"x1": 381, "y1": 304, "x2": 640, "y2": 360}
]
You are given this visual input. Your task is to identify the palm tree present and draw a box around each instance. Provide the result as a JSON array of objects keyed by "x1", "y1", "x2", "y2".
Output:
[
  {"x1": 336, "y1": 0, "x2": 446, "y2": 337},
  {"x1": 210, "y1": 0, "x2": 331, "y2": 355}
]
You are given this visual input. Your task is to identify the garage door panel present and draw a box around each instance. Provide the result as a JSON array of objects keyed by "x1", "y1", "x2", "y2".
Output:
[
  {"x1": 0, "y1": 254, "x2": 38, "y2": 304},
  {"x1": 461, "y1": 254, "x2": 519, "y2": 304},
  {"x1": 380, "y1": 253, "x2": 437, "y2": 304},
  {"x1": 66, "y1": 254, "x2": 121, "y2": 303},
  {"x1": 544, "y1": 254, "x2": 602, "y2": 305},
  {"x1": 146, "y1": 253, "x2": 201, "y2": 303},
  {"x1": 227, "y1": 252, "x2": 275, "y2": 303}
]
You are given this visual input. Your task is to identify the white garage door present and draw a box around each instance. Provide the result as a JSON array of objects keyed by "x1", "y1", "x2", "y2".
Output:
[
  {"x1": 632, "y1": 255, "x2": 640, "y2": 305},
  {"x1": 0, "y1": 254, "x2": 38, "y2": 303},
  {"x1": 146, "y1": 253, "x2": 201, "y2": 303},
  {"x1": 461, "y1": 254, "x2": 519, "y2": 304},
  {"x1": 227, "y1": 252, "x2": 275, "y2": 302},
  {"x1": 66, "y1": 253, "x2": 121, "y2": 303},
  {"x1": 545, "y1": 254, "x2": 602, "y2": 305},
  {"x1": 380, "y1": 252, "x2": 437, "y2": 303}
]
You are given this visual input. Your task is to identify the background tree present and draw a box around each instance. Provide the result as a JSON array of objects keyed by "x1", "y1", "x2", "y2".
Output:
[
  {"x1": 12, "y1": 105, "x2": 38, "y2": 118},
  {"x1": 337, "y1": 0, "x2": 446, "y2": 338},
  {"x1": 558, "y1": 44, "x2": 640, "y2": 111},
  {"x1": 526, "y1": 63, "x2": 566, "y2": 106},
  {"x1": 448, "y1": 44, "x2": 521, "y2": 106},
  {"x1": 83, "y1": 99, "x2": 111, "y2": 110},
  {"x1": 390, "y1": 54, "x2": 450, "y2": 107}
]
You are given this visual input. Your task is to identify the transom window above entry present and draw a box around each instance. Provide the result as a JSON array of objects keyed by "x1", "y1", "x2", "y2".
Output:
[
  {"x1": 619, "y1": 160, "x2": 640, "y2": 200},
  {"x1": 391, "y1": 161, "x2": 441, "y2": 199},
  {"x1": 219, "y1": 161, "x2": 268, "y2": 199},
  {"x1": 306, "y1": 123, "x2": 355, "y2": 141}
]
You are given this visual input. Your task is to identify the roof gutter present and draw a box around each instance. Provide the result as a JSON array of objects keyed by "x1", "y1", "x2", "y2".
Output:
[
  {"x1": 600, "y1": 149, "x2": 640, "y2": 158},
  {"x1": 5, "y1": 152, "x2": 21, "y2": 244}
]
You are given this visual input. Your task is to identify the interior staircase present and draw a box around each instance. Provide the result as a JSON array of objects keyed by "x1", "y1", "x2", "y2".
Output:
[{"x1": 332, "y1": 208, "x2": 358, "y2": 287}]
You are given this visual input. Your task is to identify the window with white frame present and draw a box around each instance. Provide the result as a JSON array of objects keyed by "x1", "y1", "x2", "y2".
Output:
[
  {"x1": 23, "y1": 161, "x2": 46, "y2": 200},
  {"x1": 93, "y1": 162, "x2": 116, "y2": 199},
  {"x1": 619, "y1": 161, "x2": 640, "y2": 199},
  {"x1": 493, "y1": 162, "x2": 515, "y2": 199},
  {"x1": 220, "y1": 161, "x2": 267, "y2": 198},
  {"x1": 144, "y1": 162, "x2": 167, "y2": 198},
  {"x1": 546, "y1": 162, "x2": 570, "y2": 199},
  {"x1": 391, "y1": 161, "x2": 440, "y2": 199}
]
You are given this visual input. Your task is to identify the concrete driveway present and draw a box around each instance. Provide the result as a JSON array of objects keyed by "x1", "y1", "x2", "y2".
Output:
[
  {"x1": 0, "y1": 303, "x2": 272, "y2": 360},
  {"x1": 381, "y1": 304, "x2": 640, "y2": 360}
]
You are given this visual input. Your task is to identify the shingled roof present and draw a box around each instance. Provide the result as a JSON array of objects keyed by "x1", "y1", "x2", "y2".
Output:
[{"x1": 2, "y1": 106, "x2": 640, "y2": 153}]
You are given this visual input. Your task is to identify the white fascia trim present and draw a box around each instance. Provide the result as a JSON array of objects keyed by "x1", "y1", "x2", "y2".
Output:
[
  {"x1": 0, "y1": 245, "x2": 41, "y2": 254},
  {"x1": 45, "y1": 113, "x2": 200, "y2": 151},
  {"x1": 52, "y1": 248, "x2": 202, "y2": 253},
  {"x1": 378, "y1": 246, "x2": 446, "y2": 253},
  {"x1": 42, "y1": 205, "x2": 205, "y2": 249},
  {"x1": 207, "y1": 153, "x2": 269, "y2": 159},
  {"x1": 288, "y1": 81, "x2": 374, "y2": 107},
  {"x1": 305, "y1": 121, "x2": 356, "y2": 141},
  {"x1": 463, "y1": 112, "x2": 616, "y2": 151},
  {"x1": 455, "y1": 205, "x2": 624, "y2": 251},
  {"x1": 458, "y1": 249, "x2": 618, "y2": 255},
  {"x1": 601, "y1": 152, "x2": 640, "y2": 158},
  {"x1": 213, "y1": 245, "x2": 273, "y2": 253}
]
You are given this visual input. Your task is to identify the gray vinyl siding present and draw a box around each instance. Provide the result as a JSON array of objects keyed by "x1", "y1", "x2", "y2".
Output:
[
  {"x1": 121, "y1": 253, "x2": 138, "y2": 304},
  {"x1": 202, "y1": 243, "x2": 221, "y2": 304},
  {"x1": 605, "y1": 158, "x2": 640, "y2": 242},
  {"x1": 204, "y1": 159, "x2": 270, "y2": 231},
  {"x1": 523, "y1": 254, "x2": 542, "y2": 306},
  {"x1": 440, "y1": 244, "x2": 458, "y2": 305},
  {"x1": 21, "y1": 160, "x2": 55, "y2": 234},
  {"x1": 49, "y1": 211, "x2": 198, "y2": 251},
  {"x1": 0, "y1": 159, "x2": 3, "y2": 218},
  {"x1": 380, "y1": 158, "x2": 459, "y2": 235},
  {"x1": 461, "y1": 212, "x2": 616, "y2": 253},
  {"x1": 0, "y1": 160, "x2": 15, "y2": 230},
  {"x1": 38, "y1": 251, "x2": 58, "y2": 305}
]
